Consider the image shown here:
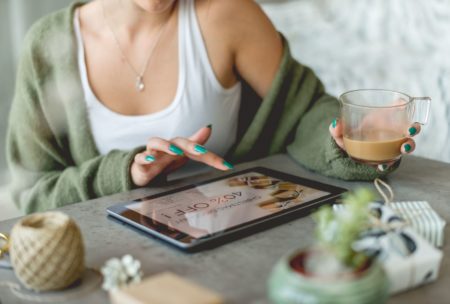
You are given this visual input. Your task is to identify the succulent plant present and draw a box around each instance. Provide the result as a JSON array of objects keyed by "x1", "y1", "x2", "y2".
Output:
[{"x1": 313, "y1": 188, "x2": 376, "y2": 270}]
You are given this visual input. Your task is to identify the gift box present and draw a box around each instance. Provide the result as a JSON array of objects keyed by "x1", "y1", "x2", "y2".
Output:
[
  {"x1": 334, "y1": 202, "x2": 444, "y2": 294},
  {"x1": 389, "y1": 201, "x2": 446, "y2": 247}
]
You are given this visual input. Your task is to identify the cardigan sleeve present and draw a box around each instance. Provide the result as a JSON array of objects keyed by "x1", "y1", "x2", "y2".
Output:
[
  {"x1": 282, "y1": 62, "x2": 399, "y2": 180},
  {"x1": 6, "y1": 27, "x2": 143, "y2": 214},
  {"x1": 232, "y1": 38, "x2": 398, "y2": 180},
  {"x1": 286, "y1": 91, "x2": 398, "y2": 180}
]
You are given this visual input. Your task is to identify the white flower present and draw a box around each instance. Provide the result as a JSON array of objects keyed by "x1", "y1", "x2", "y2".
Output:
[{"x1": 101, "y1": 255, "x2": 143, "y2": 291}]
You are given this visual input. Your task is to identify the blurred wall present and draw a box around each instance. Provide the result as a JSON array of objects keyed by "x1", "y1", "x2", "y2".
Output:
[{"x1": 0, "y1": 1, "x2": 15, "y2": 181}]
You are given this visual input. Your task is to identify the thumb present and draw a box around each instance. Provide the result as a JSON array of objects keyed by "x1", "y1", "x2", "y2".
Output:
[{"x1": 189, "y1": 125, "x2": 212, "y2": 145}]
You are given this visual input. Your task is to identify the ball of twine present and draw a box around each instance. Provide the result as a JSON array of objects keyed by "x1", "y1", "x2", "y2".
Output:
[{"x1": 9, "y1": 211, "x2": 85, "y2": 292}]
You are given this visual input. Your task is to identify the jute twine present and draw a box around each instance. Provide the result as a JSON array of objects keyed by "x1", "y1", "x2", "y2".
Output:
[
  {"x1": 374, "y1": 178, "x2": 394, "y2": 204},
  {"x1": 9, "y1": 211, "x2": 85, "y2": 292}
]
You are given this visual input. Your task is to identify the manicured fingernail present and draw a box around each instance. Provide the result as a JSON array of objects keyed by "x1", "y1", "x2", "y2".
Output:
[
  {"x1": 145, "y1": 155, "x2": 155, "y2": 162},
  {"x1": 332, "y1": 119, "x2": 337, "y2": 128},
  {"x1": 404, "y1": 144, "x2": 412, "y2": 152},
  {"x1": 194, "y1": 145, "x2": 208, "y2": 154},
  {"x1": 169, "y1": 144, "x2": 184, "y2": 156},
  {"x1": 206, "y1": 124, "x2": 212, "y2": 129},
  {"x1": 408, "y1": 127, "x2": 417, "y2": 136},
  {"x1": 223, "y1": 161, "x2": 234, "y2": 170}
]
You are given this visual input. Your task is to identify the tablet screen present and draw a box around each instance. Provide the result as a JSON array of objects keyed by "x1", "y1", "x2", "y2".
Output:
[{"x1": 125, "y1": 172, "x2": 331, "y2": 240}]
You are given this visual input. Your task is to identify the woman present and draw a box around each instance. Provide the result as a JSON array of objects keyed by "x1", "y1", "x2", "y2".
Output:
[{"x1": 7, "y1": 0, "x2": 419, "y2": 213}]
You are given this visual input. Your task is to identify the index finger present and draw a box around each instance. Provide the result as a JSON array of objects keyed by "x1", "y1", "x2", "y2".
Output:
[{"x1": 171, "y1": 137, "x2": 233, "y2": 171}]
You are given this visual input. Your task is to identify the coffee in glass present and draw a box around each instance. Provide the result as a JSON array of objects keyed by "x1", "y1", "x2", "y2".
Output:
[{"x1": 339, "y1": 89, "x2": 430, "y2": 165}]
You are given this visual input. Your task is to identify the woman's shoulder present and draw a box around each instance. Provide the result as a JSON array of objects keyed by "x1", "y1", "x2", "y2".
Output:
[
  {"x1": 197, "y1": 0, "x2": 278, "y2": 48},
  {"x1": 198, "y1": 0, "x2": 261, "y2": 17},
  {"x1": 197, "y1": 0, "x2": 266, "y2": 29}
]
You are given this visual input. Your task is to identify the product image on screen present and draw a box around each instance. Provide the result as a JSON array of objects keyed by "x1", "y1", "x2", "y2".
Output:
[{"x1": 126, "y1": 172, "x2": 330, "y2": 240}]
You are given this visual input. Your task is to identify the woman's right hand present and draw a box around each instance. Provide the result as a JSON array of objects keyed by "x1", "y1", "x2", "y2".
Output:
[
  {"x1": 130, "y1": 126, "x2": 234, "y2": 187},
  {"x1": 329, "y1": 118, "x2": 420, "y2": 171}
]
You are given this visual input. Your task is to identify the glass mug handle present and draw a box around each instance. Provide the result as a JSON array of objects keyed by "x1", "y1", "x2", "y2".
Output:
[{"x1": 411, "y1": 97, "x2": 431, "y2": 125}]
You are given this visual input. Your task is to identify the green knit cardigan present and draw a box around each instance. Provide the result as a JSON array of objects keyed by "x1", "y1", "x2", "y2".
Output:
[{"x1": 6, "y1": 3, "x2": 389, "y2": 214}]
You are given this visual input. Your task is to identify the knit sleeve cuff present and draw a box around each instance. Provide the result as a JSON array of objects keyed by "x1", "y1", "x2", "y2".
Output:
[
  {"x1": 96, "y1": 146, "x2": 146, "y2": 196},
  {"x1": 324, "y1": 136, "x2": 400, "y2": 180},
  {"x1": 325, "y1": 136, "x2": 347, "y2": 164}
]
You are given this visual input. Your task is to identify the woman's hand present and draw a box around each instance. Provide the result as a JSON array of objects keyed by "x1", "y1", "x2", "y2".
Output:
[
  {"x1": 130, "y1": 126, "x2": 234, "y2": 187},
  {"x1": 329, "y1": 119, "x2": 421, "y2": 170}
]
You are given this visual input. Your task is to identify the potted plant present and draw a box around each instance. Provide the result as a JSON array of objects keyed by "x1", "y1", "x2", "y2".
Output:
[{"x1": 268, "y1": 189, "x2": 389, "y2": 304}]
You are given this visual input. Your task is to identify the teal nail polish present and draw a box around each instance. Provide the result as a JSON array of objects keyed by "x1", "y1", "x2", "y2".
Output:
[
  {"x1": 409, "y1": 127, "x2": 417, "y2": 136},
  {"x1": 194, "y1": 145, "x2": 208, "y2": 154},
  {"x1": 145, "y1": 155, "x2": 155, "y2": 162},
  {"x1": 206, "y1": 124, "x2": 212, "y2": 130},
  {"x1": 223, "y1": 161, "x2": 234, "y2": 170},
  {"x1": 404, "y1": 144, "x2": 412, "y2": 152},
  {"x1": 332, "y1": 119, "x2": 337, "y2": 128},
  {"x1": 169, "y1": 144, "x2": 184, "y2": 156}
]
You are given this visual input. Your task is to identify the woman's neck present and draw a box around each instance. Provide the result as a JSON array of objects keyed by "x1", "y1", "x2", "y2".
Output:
[{"x1": 102, "y1": 0, "x2": 176, "y2": 40}]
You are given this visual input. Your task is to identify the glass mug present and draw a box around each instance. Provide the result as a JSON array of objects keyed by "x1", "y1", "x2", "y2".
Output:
[{"x1": 339, "y1": 89, "x2": 431, "y2": 165}]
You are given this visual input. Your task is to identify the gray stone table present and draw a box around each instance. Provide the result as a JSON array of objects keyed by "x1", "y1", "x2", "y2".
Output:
[{"x1": 0, "y1": 154, "x2": 449, "y2": 304}]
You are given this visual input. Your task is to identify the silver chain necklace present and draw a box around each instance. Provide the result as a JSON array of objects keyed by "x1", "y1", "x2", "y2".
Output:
[{"x1": 101, "y1": 0, "x2": 173, "y2": 92}]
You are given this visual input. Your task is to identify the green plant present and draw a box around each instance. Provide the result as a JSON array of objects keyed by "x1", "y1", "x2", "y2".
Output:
[{"x1": 313, "y1": 188, "x2": 376, "y2": 270}]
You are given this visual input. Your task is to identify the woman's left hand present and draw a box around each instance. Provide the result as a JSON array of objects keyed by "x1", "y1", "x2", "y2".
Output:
[{"x1": 329, "y1": 119, "x2": 421, "y2": 170}]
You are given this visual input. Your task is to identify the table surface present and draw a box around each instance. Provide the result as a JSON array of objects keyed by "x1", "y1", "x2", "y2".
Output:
[{"x1": 0, "y1": 154, "x2": 449, "y2": 304}]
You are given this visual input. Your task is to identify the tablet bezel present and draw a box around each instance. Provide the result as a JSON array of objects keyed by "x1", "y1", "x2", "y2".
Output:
[{"x1": 107, "y1": 167, "x2": 347, "y2": 252}]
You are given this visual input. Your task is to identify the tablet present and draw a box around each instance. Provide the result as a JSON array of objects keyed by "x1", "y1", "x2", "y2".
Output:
[{"x1": 107, "y1": 167, "x2": 346, "y2": 252}]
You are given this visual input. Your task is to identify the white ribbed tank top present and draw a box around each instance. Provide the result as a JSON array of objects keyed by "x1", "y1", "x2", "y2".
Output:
[{"x1": 74, "y1": 0, "x2": 242, "y2": 178}]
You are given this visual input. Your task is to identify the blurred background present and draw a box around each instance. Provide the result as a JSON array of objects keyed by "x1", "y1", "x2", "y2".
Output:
[{"x1": 1, "y1": 0, "x2": 449, "y2": 219}]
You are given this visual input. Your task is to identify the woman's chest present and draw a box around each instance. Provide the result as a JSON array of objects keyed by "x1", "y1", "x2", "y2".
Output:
[
  {"x1": 80, "y1": 14, "x2": 236, "y2": 116},
  {"x1": 88, "y1": 86, "x2": 242, "y2": 156}
]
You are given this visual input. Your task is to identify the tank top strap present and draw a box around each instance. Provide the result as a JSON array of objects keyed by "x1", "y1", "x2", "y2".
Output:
[{"x1": 179, "y1": 0, "x2": 232, "y2": 92}]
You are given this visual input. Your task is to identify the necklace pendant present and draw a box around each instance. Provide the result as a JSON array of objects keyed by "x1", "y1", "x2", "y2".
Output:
[{"x1": 136, "y1": 77, "x2": 145, "y2": 92}]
